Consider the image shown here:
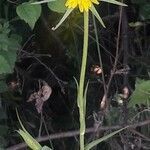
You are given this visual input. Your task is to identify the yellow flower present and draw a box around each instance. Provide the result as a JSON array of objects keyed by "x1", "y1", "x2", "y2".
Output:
[
  {"x1": 65, "y1": 0, "x2": 99, "y2": 12},
  {"x1": 52, "y1": 0, "x2": 127, "y2": 30}
]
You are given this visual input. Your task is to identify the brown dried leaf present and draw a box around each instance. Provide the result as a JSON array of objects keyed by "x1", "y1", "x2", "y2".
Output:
[
  {"x1": 41, "y1": 81, "x2": 52, "y2": 101},
  {"x1": 27, "y1": 80, "x2": 52, "y2": 113}
]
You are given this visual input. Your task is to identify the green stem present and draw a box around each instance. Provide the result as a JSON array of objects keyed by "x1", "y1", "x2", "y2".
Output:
[{"x1": 78, "y1": 11, "x2": 89, "y2": 150}]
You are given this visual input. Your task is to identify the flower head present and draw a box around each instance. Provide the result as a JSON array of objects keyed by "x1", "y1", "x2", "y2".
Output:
[
  {"x1": 65, "y1": 0, "x2": 99, "y2": 12},
  {"x1": 52, "y1": 0, "x2": 127, "y2": 30}
]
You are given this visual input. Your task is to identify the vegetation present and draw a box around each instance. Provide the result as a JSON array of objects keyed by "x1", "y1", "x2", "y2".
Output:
[{"x1": 0, "y1": 0, "x2": 150, "y2": 149}]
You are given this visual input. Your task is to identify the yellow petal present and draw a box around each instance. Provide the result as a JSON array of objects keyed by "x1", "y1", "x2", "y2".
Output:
[
  {"x1": 91, "y1": 0, "x2": 99, "y2": 4},
  {"x1": 65, "y1": 0, "x2": 99, "y2": 12}
]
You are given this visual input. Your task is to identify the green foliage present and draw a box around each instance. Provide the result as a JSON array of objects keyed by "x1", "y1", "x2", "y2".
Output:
[
  {"x1": 48, "y1": 0, "x2": 67, "y2": 13},
  {"x1": 32, "y1": 0, "x2": 55, "y2": 5},
  {"x1": 16, "y1": 0, "x2": 67, "y2": 30},
  {"x1": 85, "y1": 127, "x2": 127, "y2": 150},
  {"x1": 42, "y1": 146, "x2": 52, "y2": 150},
  {"x1": 129, "y1": 79, "x2": 150, "y2": 107},
  {"x1": 52, "y1": 8, "x2": 73, "y2": 30},
  {"x1": 0, "y1": 22, "x2": 21, "y2": 51},
  {"x1": 16, "y1": 109, "x2": 42, "y2": 150},
  {"x1": 0, "y1": 22, "x2": 21, "y2": 75},
  {"x1": 16, "y1": 1, "x2": 42, "y2": 29},
  {"x1": 90, "y1": 5, "x2": 105, "y2": 28},
  {"x1": 101, "y1": 0, "x2": 127, "y2": 6},
  {"x1": 129, "y1": 21, "x2": 143, "y2": 27},
  {"x1": 0, "y1": 51, "x2": 16, "y2": 73},
  {"x1": 0, "y1": 55, "x2": 12, "y2": 74},
  {"x1": 131, "y1": 0, "x2": 150, "y2": 20},
  {"x1": 18, "y1": 129, "x2": 42, "y2": 150},
  {"x1": 17, "y1": 110, "x2": 52, "y2": 150},
  {"x1": 139, "y1": 4, "x2": 150, "y2": 20}
]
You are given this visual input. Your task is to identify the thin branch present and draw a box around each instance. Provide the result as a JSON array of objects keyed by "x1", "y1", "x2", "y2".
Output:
[
  {"x1": 129, "y1": 129, "x2": 150, "y2": 142},
  {"x1": 107, "y1": 5, "x2": 123, "y2": 93},
  {"x1": 16, "y1": 50, "x2": 67, "y2": 93},
  {"x1": 7, "y1": 0, "x2": 18, "y2": 4},
  {"x1": 75, "y1": 24, "x2": 122, "y2": 64},
  {"x1": 100, "y1": 5, "x2": 123, "y2": 109},
  {"x1": 6, "y1": 119, "x2": 150, "y2": 150},
  {"x1": 92, "y1": 14, "x2": 107, "y2": 95}
]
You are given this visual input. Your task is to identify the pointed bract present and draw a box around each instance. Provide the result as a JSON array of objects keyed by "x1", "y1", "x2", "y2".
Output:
[
  {"x1": 52, "y1": 8, "x2": 73, "y2": 30},
  {"x1": 90, "y1": 5, "x2": 106, "y2": 28},
  {"x1": 101, "y1": 0, "x2": 127, "y2": 6}
]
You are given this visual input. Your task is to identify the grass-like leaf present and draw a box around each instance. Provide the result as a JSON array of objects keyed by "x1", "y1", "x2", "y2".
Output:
[
  {"x1": 32, "y1": 0, "x2": 55, "y2": 5},
  {"x1": 42, "y1": 146, "x2": 52, "y2": 150},
  {"x1": 16, "y1": 109, "x2": 42, "y2": 150},
  {"x1": 90, "y1": 5, "x2": 106, "y2": 28},
  {"x1": 17, "y1": 129, "x2": 42, "y2": 150},
  {"x1": 85, "y1": 126, "x2": 128, "y2": 150},
  {"x1": 101, "y1": 0, "x2": 127, "y2": 6},
  {"x1": 52, "y1": 8, "x2": 73, "y2": 30}
]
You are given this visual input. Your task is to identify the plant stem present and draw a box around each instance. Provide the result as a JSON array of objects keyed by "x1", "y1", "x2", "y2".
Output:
[{"x1": 78, "y1": 11, "x2": 89, "y2": 150}]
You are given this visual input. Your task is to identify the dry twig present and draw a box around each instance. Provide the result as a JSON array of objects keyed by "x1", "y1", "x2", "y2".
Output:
[{"x1": 6, "y1": 119, "x2": 150, "y2": 150}]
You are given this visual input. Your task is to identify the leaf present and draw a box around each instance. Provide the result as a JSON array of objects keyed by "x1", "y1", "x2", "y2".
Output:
[
  {"x1": 101, "y1": 0, "x2": 127, "y2": 6},
  {"x1": 0, "y1": 22, "x2": 10, "y2": 34},
  {"x1": 10, "y1": 34, "x2": 22, "y2": 45},
  {"x1": 52, "y1": 8, "x2": 73, "y2": 30},
  {"x1": 16, "y1": 1, "x2": 41, "y2": 29},
  {"x1": 129, "y1": 79, "x2": 150, "y2": 107},
  {"x1": 129, "y1": 21, "x2": 143, "y2": 28},
  {"x1": 32, "y1": 0, "x2": 55, "y2": 5},
  {"x1": 0, "y1": 34, "x2": 21, "y2": 51},
  {"x1": 0, "y1": 50, "x2": 17, "y2": 73},
  {"x1": 0, "y1": 22, "x2": 21, "y2": 52},
  {"x1": 1, "y1": 23, "x2": 10, "y2": 34},
  {"x1": 16, "y1": 109, "x2": 28, "y2": 132},
  {"x1": 16, "y1": 110, "x2": 42, "y2": 150},
  {"x1": 0, "y1": 55, "x2": 12, "y2": 74},
  {"x1": 47, "y1": 0, "x2": 67, "y2": 13},
  {"x1": 3, "y1": 22, "x2": 9, "y2": 29},
  {"x1": 0, "y1": 32, "x2": 21, "y2": 74},
  {"x1": 90, "y1": 5, "x2": 106, "y2": 28},
  {"x1": 17, "y1": 129, "x2": 42, "y2": 150},
  {"x1": 85, "y1": 127, "x2": 127, "y2": 150},
  {"x1": 42, "y1": 146, "x2": 52, "y2": 150},
  {"x1": 0, "y1": 34, "x2": 9, "y2": 51},
  {"x1": 139, "y1": 4, "x2": 150, "y2": 20},
  {"x1": 0, "y1": 80, "x2": 8, "y2": 93}
]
